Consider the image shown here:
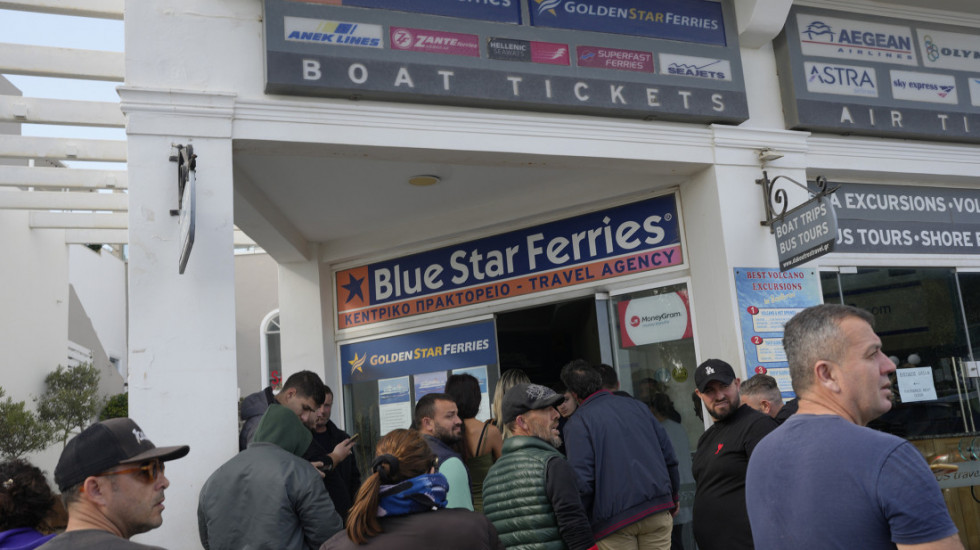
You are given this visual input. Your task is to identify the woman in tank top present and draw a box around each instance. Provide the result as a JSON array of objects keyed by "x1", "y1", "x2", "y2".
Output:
[{"x1": 445, "y1": 373, "x2": 503, "y2": 513}]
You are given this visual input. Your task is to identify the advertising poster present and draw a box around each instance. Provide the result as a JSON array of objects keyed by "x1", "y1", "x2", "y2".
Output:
[
  {"x1": 617, "y1": 291, "x2": 693, "y2": 347},
  {"x1": 414, "y1": 370, "x2": 448, "y2": 401},
  {"x1": 453, "y1": 365, "x2": 491, "y2": 421},
  {"x1": 377, "y1": 376, "x2": 411, "y2": 435},
  {"x1": 734, "y1": 268, "x2": 823, "y2": 398}
]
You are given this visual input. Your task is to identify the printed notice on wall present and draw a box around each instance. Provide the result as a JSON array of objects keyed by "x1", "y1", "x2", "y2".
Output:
[
  {"x1": 378, "y1": 376, "x2": 412, "y2": 435},
  {"x1": 896, "y1": 367, "x2": 938, "y2": 403},
  {"x1": 734, "y1": 268, "x2": 823, "y2": 398},
  {"x1": 452, "y1": 365, "x2": 491, "y2": 421}
]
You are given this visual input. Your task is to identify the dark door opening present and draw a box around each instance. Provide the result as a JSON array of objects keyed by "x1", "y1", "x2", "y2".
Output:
[{"x1": 495, "y1": 297, "x2": 601, "y2": 389}]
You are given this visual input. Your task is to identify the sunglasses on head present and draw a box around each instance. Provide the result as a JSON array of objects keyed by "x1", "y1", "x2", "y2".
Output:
[{"x1": 98, "y1": 459, "x2": 165, "y2": 484}]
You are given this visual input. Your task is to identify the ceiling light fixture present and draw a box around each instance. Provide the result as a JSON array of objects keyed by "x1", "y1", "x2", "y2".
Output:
[{"x1": 408, "y1": 175, "x2": 440, "y2": 186}]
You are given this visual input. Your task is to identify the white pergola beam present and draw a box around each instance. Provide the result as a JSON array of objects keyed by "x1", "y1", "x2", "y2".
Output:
[
  {"x1": 0, "y1": 135, "x2": 126, "y2": 162},
  {"x1": 0, "y1": 189, "x2": 127, "y2": 211},
  {"x1": 0, "y1": 96, "x2": 125, "y2": 127},
  {"x1": 0, "y1": 0, "x2": 123, "y2": 19},
  {"x1": 65, "y1": 229, "x2": 128, "y2": 244},
  {"x1": 0, "y1": 165, "x2": 127, "y2": 189},
  {"x1": 0, "y1": 43, "x2": 124, "y2": 81},
  {"x1": 30, "y1": 211, "x2": 127, "y2": 229}
]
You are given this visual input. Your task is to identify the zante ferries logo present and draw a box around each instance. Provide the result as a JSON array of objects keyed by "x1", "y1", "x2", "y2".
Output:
[
  {"x1": 284, "y1": 16, "x2": 382, "y2": 48},
  {"x1": 797, "y1": 13, "x2": 916, "y2": 66}
]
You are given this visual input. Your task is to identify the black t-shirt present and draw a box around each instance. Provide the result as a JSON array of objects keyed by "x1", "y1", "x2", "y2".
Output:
[
  {"x1": 692, "y1": 404, "x2": 777, "y2": 550},
  {"x1": 307, "y1": 421, "x2": 362, "y2": 521}
]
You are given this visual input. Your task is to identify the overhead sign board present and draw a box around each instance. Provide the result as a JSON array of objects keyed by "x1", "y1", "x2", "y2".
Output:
[
  {"x1": 527, "y1": 0, "x2": 726, "y2": 46},
  {"x1": 335, "y1": 194, "x2": 683, "y2": 329},
  {"x1": 817, "y1": 182, "x2": 980, "y2": 255},
  {"x1": 265, "y1": 0, "x2": 748, "y2": 124},
  {"x1": 775, "y1": 7, "x2": 980, "y2": 144},
  {"x1": 773, "y1": 196, "x2": 838, "y2": 271}
]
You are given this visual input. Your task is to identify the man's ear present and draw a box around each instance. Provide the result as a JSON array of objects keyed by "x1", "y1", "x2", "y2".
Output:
[
  {"x1": 82, "y1": 476, "x2": 109, "y2": 506},
  {"x1": 760, "y1": 400, "x2": 772, "y2": 414},
  {"x1": 813, "y1": 360, "x2": 842, "y2": 393},
  {"x1": 420, "y1": 417, "x2": 433, "y2": 431}
]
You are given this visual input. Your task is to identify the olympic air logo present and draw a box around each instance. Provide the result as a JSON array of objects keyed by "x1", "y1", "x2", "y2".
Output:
[
  {"x1": 923, "y1": 35, "x2": 940, "y2": 62},
  {"x1": 535, "y1": 0, "x2": 562, "y2": 16}
]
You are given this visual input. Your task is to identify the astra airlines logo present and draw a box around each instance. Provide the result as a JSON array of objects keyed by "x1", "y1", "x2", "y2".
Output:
[
  {"x1": 802, "y1": 21, "x2": 835, "y2": 41},
  {"x1": 535, "y1": 0, "x2": 562, "y2": 16},
  {"x1": 348, "y1": 353, "x2": 366, "y2": 375}
]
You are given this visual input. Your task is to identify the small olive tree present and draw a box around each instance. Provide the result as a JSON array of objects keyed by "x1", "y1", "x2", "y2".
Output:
[
  {"x1": 36, "y1": 363, "x2": 105, "y2": 447},
  {"x1": 99, "y1": 392, "x2": 128, "y2": 421},
  {"x1": 0, "y1": 387, "x2": 54, "y2": 459}
]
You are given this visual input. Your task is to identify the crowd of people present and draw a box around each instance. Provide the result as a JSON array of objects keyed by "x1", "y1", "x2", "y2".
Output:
[{"x1": 0, "y1": 305, "x2": 964, "y2": 550}]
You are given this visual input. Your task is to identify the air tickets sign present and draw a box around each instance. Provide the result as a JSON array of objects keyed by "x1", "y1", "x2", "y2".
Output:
[{"x1": 336, "y1": 194, "x2": 682, "y2": 329}]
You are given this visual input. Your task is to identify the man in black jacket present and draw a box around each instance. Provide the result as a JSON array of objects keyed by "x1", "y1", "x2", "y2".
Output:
[
  {"x1": 483, "y1": 383, "x2": 595, "y2": 550},
  {"x1": 692, "y1": 359, "x2": 777, "y2": 550},
  {"x1": 238, "y1": 371, "x2": 326, "y2": 451},
  {"x1": 308, "y1": 385, "x2": 360, "y2": 521}
]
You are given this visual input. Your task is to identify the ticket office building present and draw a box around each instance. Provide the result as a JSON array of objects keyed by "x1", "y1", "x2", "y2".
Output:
[{"x1": 122, "y1": 0, "x2": 980, "y2": 547}]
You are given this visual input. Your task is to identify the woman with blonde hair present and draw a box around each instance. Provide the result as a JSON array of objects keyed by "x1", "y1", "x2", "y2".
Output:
[
  {"x1": 320, "y1": 429, "x2": 502, "y2": 550},
  {"x1": 491, "y1": 369, "x2": 529, "y2": 433}
]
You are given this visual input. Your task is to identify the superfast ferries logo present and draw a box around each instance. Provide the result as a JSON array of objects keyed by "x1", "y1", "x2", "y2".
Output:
[
  {"x1": 335, "y1": 195, "x2": 683, "y2": 329},
  {"x1": 796, "y1": 12, "x2": 916, "y2": 65}
]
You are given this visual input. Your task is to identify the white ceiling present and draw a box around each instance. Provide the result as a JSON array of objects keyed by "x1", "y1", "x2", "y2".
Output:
[
  {"x1": 232, "y1": 140, "x2": 699, "y2": 261},
  {"x1": 872, "y1": 0, "x2": 980, "y2": 14}
]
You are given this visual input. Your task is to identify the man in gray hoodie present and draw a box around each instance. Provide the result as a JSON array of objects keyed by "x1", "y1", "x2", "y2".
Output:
[{"x1": 199, "y1": 403, "x2": 343, "y2": 550}]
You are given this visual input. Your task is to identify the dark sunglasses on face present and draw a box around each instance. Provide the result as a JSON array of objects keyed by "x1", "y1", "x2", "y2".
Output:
[{"x1": 98, "y1": 459, "x2": 165, "y2": 484}]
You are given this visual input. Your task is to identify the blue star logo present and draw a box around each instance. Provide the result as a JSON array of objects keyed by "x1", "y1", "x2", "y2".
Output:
[{"x1": 342, "y1": 273, "x2": 365, "y2": 303}]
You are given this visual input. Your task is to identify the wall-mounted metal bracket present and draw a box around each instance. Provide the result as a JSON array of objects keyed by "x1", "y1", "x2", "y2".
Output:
[{"x1": 757, "y1": 171, "x2": 839, "y2": 234}]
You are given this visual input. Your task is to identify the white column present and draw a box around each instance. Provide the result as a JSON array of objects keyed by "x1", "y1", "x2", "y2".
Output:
[
  {"x1": 125, "y1": 128, "x2": 237, "y2": 549},
  {"x1": 278, "y1": 258, "x2": 328, "y2": 382}
]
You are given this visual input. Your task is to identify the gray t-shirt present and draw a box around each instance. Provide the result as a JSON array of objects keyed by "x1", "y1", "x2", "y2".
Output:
[{"x1": 38, "y1": 530, "x2": 167, "y2": 550}]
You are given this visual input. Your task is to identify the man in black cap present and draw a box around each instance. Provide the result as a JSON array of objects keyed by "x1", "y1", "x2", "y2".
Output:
[
  {"x1": 39, "y1": 418, "x2": 190, "y2": 549},
  {"x1": 691, "y1": 359, "x2": 777, "y2": 550},
  {"x1": 482, "y1": 383, "x2": 596, "y2": 550}
]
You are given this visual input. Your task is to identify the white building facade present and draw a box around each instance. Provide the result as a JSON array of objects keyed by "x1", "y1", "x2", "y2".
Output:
[{"x1": 122, "y1": 0, "x2": 979, "y2": 547}]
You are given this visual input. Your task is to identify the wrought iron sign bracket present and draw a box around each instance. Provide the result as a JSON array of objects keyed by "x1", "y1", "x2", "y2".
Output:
[{"x1": 757, "y1": 171, "x2": 839, "y2": 234}]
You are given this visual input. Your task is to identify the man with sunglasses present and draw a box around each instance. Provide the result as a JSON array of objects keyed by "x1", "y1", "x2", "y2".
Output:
[{"x1": 39, "y1": 418, "x2": 189, "y2": 549}]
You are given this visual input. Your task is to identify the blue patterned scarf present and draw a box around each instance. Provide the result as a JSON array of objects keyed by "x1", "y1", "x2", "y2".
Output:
[{"x1": 377, "y1": 472, "x2": 449, "y2": 517}]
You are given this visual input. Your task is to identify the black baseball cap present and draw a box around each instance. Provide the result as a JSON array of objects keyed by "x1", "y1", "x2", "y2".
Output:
[
  {"x1": 502, "y1": 383, "x2": 565, "y2": 424},
  {"x1": 54, "y1": 418, "x2": 190, "y2": 491},
  {"x1": 695, "y1": 359, "x2": 737, "y2": 392}
]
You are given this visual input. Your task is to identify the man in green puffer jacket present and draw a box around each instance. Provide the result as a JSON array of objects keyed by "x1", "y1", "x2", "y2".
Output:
[{"x1": 483, "y1": 384, "x2": 596, "y2": 550}]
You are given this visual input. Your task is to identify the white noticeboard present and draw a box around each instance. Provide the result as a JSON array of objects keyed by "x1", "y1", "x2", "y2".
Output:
[{"x1": 896, "y1": 367, "x2": 937, "y2": 403}]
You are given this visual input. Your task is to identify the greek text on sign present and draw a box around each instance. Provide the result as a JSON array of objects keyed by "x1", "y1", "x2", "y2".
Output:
[
  {"x1": 890, "y1": 70, "x2": 958, "y2": 105},
  {"x1": 797, "y1": 13, "x2": 916, "y2": 66},
  {"x1": 284, "y1": 16, "x2": 383, "y2": 48},
  {"x1": 804, "y1": 61, "x2": 878, "y2": 97},
  {"x1": 896, "y1": 367, "x2": 938, "y2": 403},
  {"x1": 660, "y1": 54, "x2": 731, "y2": 81},
  {"x1": 918, "y1": 29, "x2": 980, "y2": 72},
  {"x1": 578, "y1": 46, "x2": 653, "y2": 73},
  {"x1": 336, "y1": 194, "x2": 682, "y2": 329},
  {"x1": 389, "y1": 27, "x2": 479, "y2": 57}
]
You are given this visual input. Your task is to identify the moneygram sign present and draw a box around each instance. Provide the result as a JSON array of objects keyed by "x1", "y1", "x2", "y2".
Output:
[{"x1": 336, "y1": 194, "x2": 683, "y2": 329}]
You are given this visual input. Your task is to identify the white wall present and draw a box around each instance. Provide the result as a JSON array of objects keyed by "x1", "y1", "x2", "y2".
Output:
[{"x1": 69, "y1": 245, "x2": 128, "y2": 378}]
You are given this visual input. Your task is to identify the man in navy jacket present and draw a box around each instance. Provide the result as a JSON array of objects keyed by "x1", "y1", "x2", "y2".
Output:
[{"x1": 561, "y1": 359, "x2": 679, "y2": 550}]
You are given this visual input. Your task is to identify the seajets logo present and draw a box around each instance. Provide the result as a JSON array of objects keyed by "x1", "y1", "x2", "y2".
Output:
[
  {"x1": 284, "y1": 16, "x2": 382, "y2": 48},
  {"x1": 804, "y1": 61, "x2": 878, "y2": 97},
  {"x1": 660, "y1": 54, "x2": 731, "y2": 81}
]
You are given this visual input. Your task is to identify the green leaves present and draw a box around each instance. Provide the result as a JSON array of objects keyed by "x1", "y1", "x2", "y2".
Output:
[
  {"x1": 0, "y1": 388, "x2": 54, "y2": 459},
  {"x1": 35, "y1": 363, "x2": 105, "y2": 447}
]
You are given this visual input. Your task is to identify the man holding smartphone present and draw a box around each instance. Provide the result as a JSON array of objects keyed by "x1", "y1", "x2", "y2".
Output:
[{"x1": 308, "y1": 386, "x2": 361, "y2": 521}]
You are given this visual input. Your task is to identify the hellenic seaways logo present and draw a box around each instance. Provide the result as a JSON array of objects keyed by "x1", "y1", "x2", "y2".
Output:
[{"x1": 796, "y1": 13, "x2": 916, "y2": 65}]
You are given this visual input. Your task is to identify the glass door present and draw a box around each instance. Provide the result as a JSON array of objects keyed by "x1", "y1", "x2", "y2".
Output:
[{"x1": 608, "y1": 281, "x2": 701, "y2": 550}]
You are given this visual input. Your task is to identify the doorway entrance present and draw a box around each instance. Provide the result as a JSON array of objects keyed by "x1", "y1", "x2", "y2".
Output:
[{"x1": 495, "y1": 296, "x2": 602, "y2": 389}]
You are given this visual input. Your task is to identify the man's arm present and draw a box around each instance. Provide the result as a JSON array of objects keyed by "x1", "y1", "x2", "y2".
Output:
[
  {"x1": 650, "y1": 412, "x2": 680, "y2": 505},
  {"x1": 545, "y1": 457, "x2": 597, "y2": 550},
  {"x1": 563, "y1": 418, "x2": 596, "y2": 514},
  {"x1": 439, "y1": 457, "x2": 475, "y2": 511},
  {"x1": 897, "y1": 534, "x2": 965, "y2": 550},
  {"x1": 295, "y1": 463, "x2": 344, "y2": 549}
]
